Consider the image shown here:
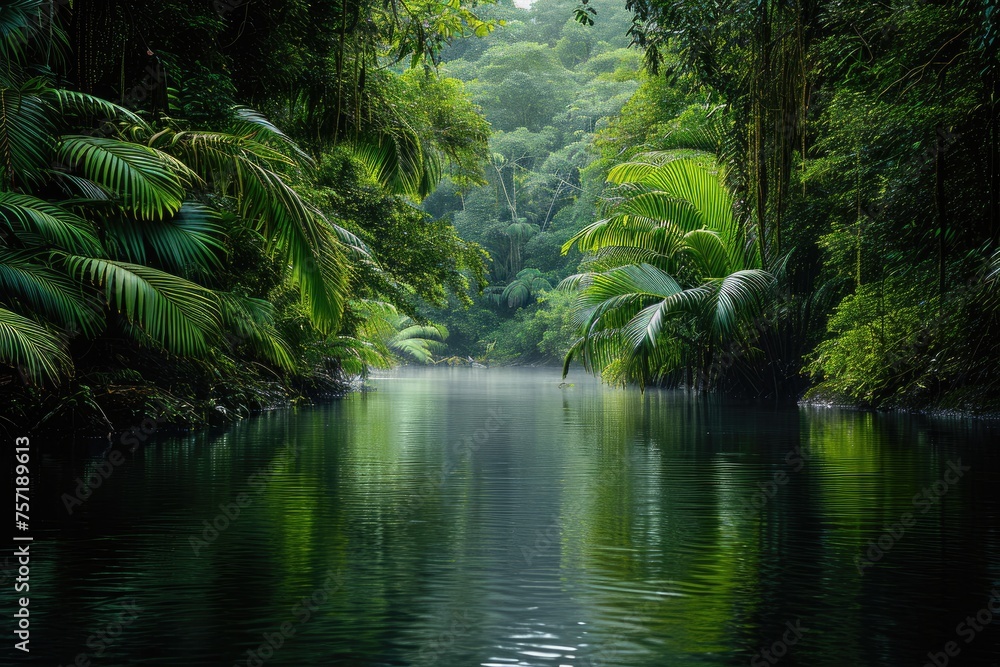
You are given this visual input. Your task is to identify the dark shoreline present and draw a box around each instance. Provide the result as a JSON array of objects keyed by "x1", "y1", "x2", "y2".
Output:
[{"x1": 9, "y1": 364, "x2": 999, "y2": 444}]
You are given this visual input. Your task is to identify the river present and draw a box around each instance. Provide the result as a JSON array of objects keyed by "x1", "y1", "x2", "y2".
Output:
[{"x1": 20, "y1": 367, "x2": 1000, "y2": 666}]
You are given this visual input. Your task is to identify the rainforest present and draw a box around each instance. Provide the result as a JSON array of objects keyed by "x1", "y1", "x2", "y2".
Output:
[
  {"x1": 3, "y1": 3, "x2": 1000, "y2": 666},
  {"x1": 1, "y1": 0, "x2": 998, "y2": 432}
]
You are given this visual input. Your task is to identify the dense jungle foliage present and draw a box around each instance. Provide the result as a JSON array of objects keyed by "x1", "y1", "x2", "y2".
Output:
[
  {"x1": 421, "y1": 0, "x2": 1000, "y2": 413},
  {"x1": 1, "y1": 0, "x2": 998, "y2": 434},
  {"x1": 0, "y1": 0, "x2": 495, "y2": 432}
]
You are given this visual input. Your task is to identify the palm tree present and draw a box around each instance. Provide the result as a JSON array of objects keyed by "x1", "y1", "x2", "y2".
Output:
[
  {"x1": 0, "y1": 5, "x2": 357, "y2": 385},
  {"x1": 339, "y1": 300, "x2": 448, "y2": 368},
  {"x1": 560, "y1": 156, "x2": 774, "y2": 387},
  {"x1": 388, "y1": 317, "x2": 448, "y2": 364},
  {"x1": 146, "y1": 108, "x2": 364, "y2": 333},
  {"x1": 486, "y1": 268, "x2": 553, "y2": 309}
]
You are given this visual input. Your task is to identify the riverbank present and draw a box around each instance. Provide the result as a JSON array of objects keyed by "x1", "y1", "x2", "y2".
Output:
[
  {"x1": 8, "y1": 357, "x2": 998, "y2": 442},
  {"x1": 0, "y1": 367, "x2": 356, "y2": 441},
  {"x1": 801, "y1": 383, "x2": 1000, "y2": 420}
]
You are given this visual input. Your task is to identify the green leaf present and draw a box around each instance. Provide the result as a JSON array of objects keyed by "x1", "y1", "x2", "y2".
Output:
[
  {"x1": 0, "y1": 81, "x2": 54, "y2": 189},
  {"x1": 0, "y1": 249, "x2": 103, "y2": 336},
  {"x1": 0, "y1": 307, "x2": 71, "y2": 386},
  {"x1": 58, "y1": 135, "x2": 191, "y2": 220},
  {"x1": 217, "y1": 292, "x2": 295, "y2": 370},
  {"x1": 66, "y1": 256, "x2": 220, "y2": 356},
  {"x1": 0, "y1": 192, "x2": 103, "y2": 254},
  {"x1": 103, "y1": 201, "x2": 226, "y2": 275}
]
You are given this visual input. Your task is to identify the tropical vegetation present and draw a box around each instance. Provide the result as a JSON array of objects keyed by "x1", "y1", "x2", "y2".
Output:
[
  {"x1": 0, "y1": 0, "x2": 492, "y2": 431},
  {"x1": 3, "y1": 0, "x2": 998, "y2": 431},
  {"x1": 421, "y1": 0, "x2": 1000, "y2": 412}
]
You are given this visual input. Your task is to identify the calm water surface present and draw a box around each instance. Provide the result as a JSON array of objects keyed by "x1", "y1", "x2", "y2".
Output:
[{"x1": 16, "y1": 367, "x2": 1000, "y2": 665}]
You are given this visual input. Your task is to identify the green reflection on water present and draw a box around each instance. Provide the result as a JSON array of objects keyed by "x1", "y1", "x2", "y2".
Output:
[{"x1": 30, "y1": 368, "x2": 1000, "y2": 667}]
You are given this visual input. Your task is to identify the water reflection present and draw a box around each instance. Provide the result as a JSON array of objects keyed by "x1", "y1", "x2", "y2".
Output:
[{"x1": 17, "y1": 367, "x2": 1000, "y2": 666}]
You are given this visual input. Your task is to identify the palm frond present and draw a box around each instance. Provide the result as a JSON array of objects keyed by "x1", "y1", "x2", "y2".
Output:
[
  {"x1": 0, "y1": 249, "x2": 103, "y2": 335},
  {"x1": 352, "y1": 134, "x2": 403, "y2": 191},
  {"x1": 238, "y1": 161, "x2": 349, "y2": 332},
  {"x1": 52, "y1": 89, "x2": 149, "y2": 133},
  {"x1": 0, "y1": 80, "x2": 54, "y2": 189},
  {"x1": 103, "y1": 201, "x2": 226, "y2": 274},
  {"x1": 684, "y1": 229, "x2": 734, "y2": 278},
  {"x1": 617, "y1": 193, "x2": 706, "y2": 232},
  {"x1": 328, "y1": 336, "x2": 393, "y2": 375},
  {"x1": 170, "y1": 130, "x2": 296, "y2": 171},
  {"x1": 0, "y1": 0, "x2": 68, "y2": 74},
  {"x1": 557, "y1": 272, "x2": 594, "y2": 292},
  {"x1": 46, "y1": 170, "x2": 113, "y2": 200},
  {"x1": 987, "y1": 248, "x2": 1000, "y2": 283},
  {"x1": 388, "y1": 317, "x2": 448, "y2": 364},
  {"x1": 562, "y1": 151, "x2": 777, "y2": 386},
  {"x1": 230, "y1": 106, "x2": 314, "y2": 168},
  {"x1": 58, "y1": 135, "x2": 192, "y2": 220},
  {"x1": 710, "y1": 269, "x2": 774, "y2": 335},
  {"x1": 351, "y1": 131, "x2": 441, "y2": 199},
  {"x1": 564, "y1": 216, "x2": 688, "y2": 271},
  {"x1": 0, "y1": 306, "x2": 71, "y2": 385},
  {"x1": 0, "y1": 192, "x2": 103, "y2": 254},
  {"x1": 326, "y1": 216, "x2": 371, "y2": 260},
  {"x1": 65, "y1": 256, "x2": 220, "y2": 356},
  {"x1": 608, "y1": 159, "x2": 737, "y2": 242},
  {"x1": 217, "y1": 292, "x2": 295, "y2": 370},
  {"x1": 159, "y1": 128, "x2": 351, "y2": 332}
]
